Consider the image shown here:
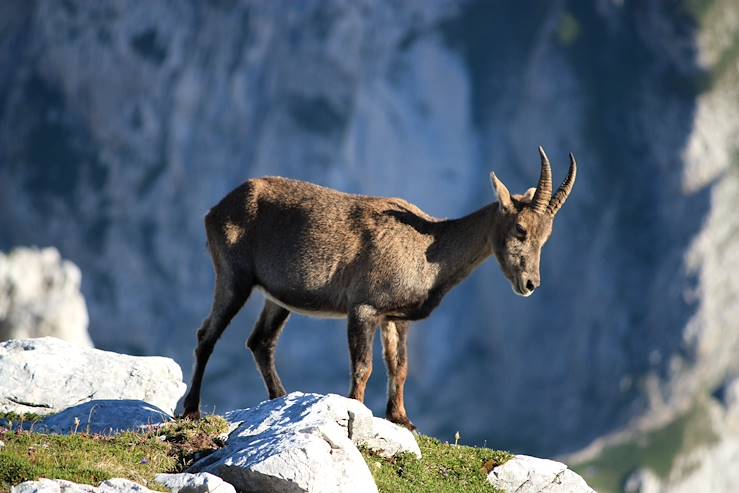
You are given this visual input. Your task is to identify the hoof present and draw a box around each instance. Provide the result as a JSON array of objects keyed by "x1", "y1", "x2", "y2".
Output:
[{"x1": 388, "y1": 414, "x2": 416, "y2": 432}]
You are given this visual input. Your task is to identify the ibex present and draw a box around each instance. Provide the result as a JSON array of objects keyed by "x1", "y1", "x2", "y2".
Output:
[{"x1": 182, "y1": 147, "x2": 576, "y2": 429}]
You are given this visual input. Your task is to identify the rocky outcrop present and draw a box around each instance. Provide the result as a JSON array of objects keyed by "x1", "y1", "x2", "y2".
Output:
[
  {"x1": 189, "y1": 392, "x2": 420, "y2": 493},
  {"x1": 31, "y1": 400, "x2": 172, "y2": 435},
  {"x1": 488, "y1": 455, "x2": 595, "y2": 493},
  {"x1": 0, "y1": 337, "x2": 185, "y2": 416},
  {"x1": 0, "y1": 247, "x2": 90, "y2": 346}
]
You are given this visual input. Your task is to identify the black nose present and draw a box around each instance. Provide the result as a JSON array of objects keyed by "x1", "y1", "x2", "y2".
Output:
[{"x1": 526, "y1": 279, "x2": 535, "y2": 291}]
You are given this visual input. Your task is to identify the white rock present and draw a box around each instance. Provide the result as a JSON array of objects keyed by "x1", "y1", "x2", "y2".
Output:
[
  {"x1": 12, "y1": 478, "x2": 94, "y2": 493},
  {"x1": 33, "y1": 400, "x2": 172, "y2": 435},
  {"x1": 359, "y1": 417, "x2": 421, "y2": 459},
  {"x1": 487, "y1": 455, "x2": 596, "y2": 493},
  {"x1": 11, "y1": 478, "x2": 155, "y2": 493},
  {"x1": 193, "y1": 419, "x2": 375, "y2": 493},
  {"x1": 97, "y1": 479, "x2": 156, "y2": 493},
  {"x1": 0, "y1": 337, "x2": 186, "y2": 416},
  {"x1": 0, "y1": 247, "x2": 91, "y2": 347},
  {"x1": 154, "y1": 473, "x2": 236, "y2": 493},
  {"x1": 190, "y1": 392, "x2": 427, "y2": 493},
  {"x1": 222, "y1": 391, "x2": 374, "y2": 438},
  {"x1": 222, "y1": 392, "x2": 419, "y2": 459}
]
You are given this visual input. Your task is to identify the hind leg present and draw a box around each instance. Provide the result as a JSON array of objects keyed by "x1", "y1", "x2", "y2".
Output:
[
  {"x1": 182, "y1": 274, "x2": 251, "y2": 419},
  {"x1": 381, "y1": 320, "x2": 415, "y2": 430},
  {"x1": 247, "y1": 300, "x2": 291, "y2": 399}
]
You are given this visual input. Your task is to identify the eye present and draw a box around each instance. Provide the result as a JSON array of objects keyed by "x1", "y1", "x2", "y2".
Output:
[{"x1": 515, "y1": 223, "x2": 527, "y2": 239}]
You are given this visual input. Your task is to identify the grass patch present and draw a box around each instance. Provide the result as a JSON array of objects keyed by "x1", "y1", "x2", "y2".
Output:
[
  {"x1": 361, "y1": 434, "x2": 512, "y2": 493},
  {"x1": 571, "y1": 402, "x2": 718, "y2": 493},
  {"x1": 2, "y1": 417, "x2": 510, "y2": 492},
  {"x1": 0, "y1": 412, "x2": 46, "y2": 428},
  {"x1": 0, "y1": 415, "x2": 229, "y2": 491}
]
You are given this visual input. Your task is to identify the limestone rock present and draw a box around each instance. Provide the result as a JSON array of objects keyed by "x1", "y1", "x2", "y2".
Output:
[
  {"x1": 154, "y1": 473, "x2": 236, "y2": 493},
  {"x1": 221, "y1": 392, "x2": 420, "y2": 459},
  {"x1": 194, "y1": 421, "x2": 375, "y2": 493},
  {"x1": 360, "y1": 417, "x2": 421, "y2": 459},
  {"x1": 190, "y1": 392, "x2": 425, "y2": 493},
  {"x1": 487, "y1": 455, "x2": 595, "y2": 493},
  {"x1": 0, "y1": 337, "x2": 186, "y2": 416},
  {"x1": 32, "y1": 400, "x2": 172, "y2": 435},
  {"x1": 12, "y1": 478, "x2": 95, "y2": 493},
  {"x1": 0, "y1": 247, "x2": 91, "y2": 347},
  {"x1": 11, "y1": 478, "x2": 155, "y2": 493}
]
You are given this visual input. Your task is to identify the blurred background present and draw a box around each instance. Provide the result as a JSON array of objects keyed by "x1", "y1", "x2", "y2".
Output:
[{"x1": 1, "y1": 1, "x2": 738, "y2": 491}]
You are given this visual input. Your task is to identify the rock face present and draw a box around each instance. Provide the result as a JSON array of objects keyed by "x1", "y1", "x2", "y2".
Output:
[
  {"x1": 0, "y1": 247, "x2": 91, "y2": 346},
  {"x1": 0, "y1": 337, "x2": 186, "y2": 415},
  {"x1": 2, "y1": 0, "x2": 739, "y2": 462},
  {"x1": 621, "y1": 377, "x2": 739, "y2": 493},
  {"x1": 31, "y1": 400, "x2": 172, "y2": 435},
  {"x1": 189, "y1": 392, "x2": 420, "y2": 493},
  {"x1": 487, "y1": 455, "x2": 595, "y2": 493}
]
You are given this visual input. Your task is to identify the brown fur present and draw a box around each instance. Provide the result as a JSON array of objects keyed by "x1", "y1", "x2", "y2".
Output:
[{"x1": 182, "y1": 158, "x2": 574, "y2": 428}]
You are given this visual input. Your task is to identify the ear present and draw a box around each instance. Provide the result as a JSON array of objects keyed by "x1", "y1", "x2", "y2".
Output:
[
  {"x1": 513, "y1": 187, "x2": 536, "y2": 204},
  {"x1": 490, "y1": 172, "x2": 514, "y2": 213}
]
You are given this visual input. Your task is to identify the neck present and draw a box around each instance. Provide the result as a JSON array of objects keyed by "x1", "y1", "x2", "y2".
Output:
[{"x1": 428, "y1": 202, "x2": 498, "y2": 291}]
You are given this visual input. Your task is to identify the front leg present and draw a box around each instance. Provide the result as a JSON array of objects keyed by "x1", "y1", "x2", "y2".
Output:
[
  {"x1": 381, "y1": 320, "x2": 415, "y2": 430},
  {"x1": 347, "y1": 305, "x2": 379, "y2": 403}
]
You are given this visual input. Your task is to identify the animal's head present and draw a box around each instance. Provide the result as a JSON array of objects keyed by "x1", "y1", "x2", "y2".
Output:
[{"x1": 490, "y1": 146, "x2": 577, "y2": 297}]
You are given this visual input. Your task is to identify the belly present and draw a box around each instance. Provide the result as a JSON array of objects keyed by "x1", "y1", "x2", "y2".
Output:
[{"x1": 256, "y1": 286, "x2": 347, "y2": 319}]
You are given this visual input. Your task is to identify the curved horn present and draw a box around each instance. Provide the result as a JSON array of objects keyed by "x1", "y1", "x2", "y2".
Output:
[
  {"x1": 531, "y1": 146, "x2": 553, "y2": 214},
  {"x1": 546, "y1": 152, "x2": 577, "y2": 216}
]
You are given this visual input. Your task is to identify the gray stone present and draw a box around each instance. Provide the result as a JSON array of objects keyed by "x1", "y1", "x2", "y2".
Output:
[
  {"x1": 0, "y1": 247, "x2": 91, "y2": 347},
  {"x1": 221, "y1": 392, "x2": 420, "y2": 459},
  {"x1": 97, "y1": 480, "x2": 155, "y2": 493},
  {"x1": 12, "y1": 478, "x2": 95, "y2": 493},
  {"x1": 0, "y1": 337, "x2": 186, "y2": 416},
  {"x1": 11, "y1": 478, "x2": 155, "y2": 493},
  {"x1": 190, "y1": 392, "x2": 402, "y2": 493},
  {"x1": 154, "y1": 473, "x2": 236, "y2": 493},
  {"x1": 487, "y1": 455, "x2": 595, "y2": 493},
  {"x1": 359, "y1": 417, "x2": 421, "y2": 459},
  {"x1": 192, "y1": 419, "x2": 376, "y2": 493},
  {"x1": 33, "y1": 400, "x2": 172, "y2": 435}
]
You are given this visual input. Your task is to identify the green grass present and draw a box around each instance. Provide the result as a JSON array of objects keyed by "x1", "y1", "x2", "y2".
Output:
[
  {"x1": 0, "y1": 415, "x2": 229, "y2": 492},
  {"x1": 361, "y1": 434, "x2": 513, "y2": 493},
  {"x1": 571, "y1": 402, "x2": 718, "y2": 493},
  {"x1": 2, "y1": 416, "x2": 511, "y2": 493},
  {"x1": 0, "y1": 412, "x2": 46, "y2": 427}
]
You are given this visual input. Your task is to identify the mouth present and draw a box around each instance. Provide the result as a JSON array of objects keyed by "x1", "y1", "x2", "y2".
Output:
[{"x1": 512, "y1": 279, "x2": 533, "y2": 298}]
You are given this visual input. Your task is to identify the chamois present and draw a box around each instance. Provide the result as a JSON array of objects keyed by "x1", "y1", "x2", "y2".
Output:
[{"x1": 182, "y1": 146, "x2": 577, "y2": 429}]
